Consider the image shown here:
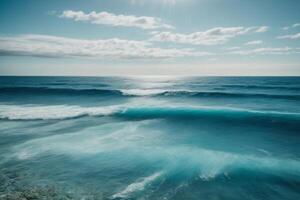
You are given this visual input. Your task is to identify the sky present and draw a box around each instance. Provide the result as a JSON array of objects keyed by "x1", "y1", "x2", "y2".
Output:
[{"x1": 0, "y1": 0, "x2": 300, "y2": 76}]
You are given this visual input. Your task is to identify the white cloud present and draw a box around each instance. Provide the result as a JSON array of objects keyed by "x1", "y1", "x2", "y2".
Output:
[
  {"x1": 255, "y1": 26, "x2": 269, "y2": 33},
  {"x1": 292, "y1": 23, "x2": 300, "y2": 28},
  {"x1": 282, "y1": 23, "x2": 300, "y2": 30},
  {"x1": 282, "y1": 26, "x2": 289, "y2": 31},
  {"x1": 60, "y1": 10, "x2": 173, "y2": 30},
  {"x1": 150, "y1": 26, "x2": 269, "y2": 45},
  {"x1": 277, "y1": 33, "x2": 300, "y2": 40},
  {"x1": 229, "y1": 47, "x2": 300, "y2": 55},
  {"x1": 244, "y1": 40, "x2": 263, "y2": 45},
  {"x1": 0, "y1": 34, "x2": 210, "y2": 59},
  {"x1": 224, "y1": 46, "x2": 240, "y2": 50}
]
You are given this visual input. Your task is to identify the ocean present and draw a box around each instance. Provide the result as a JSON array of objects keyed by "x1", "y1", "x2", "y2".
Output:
[{"x1": 0, "y1": 76, "x2": 299, "y2": 200}]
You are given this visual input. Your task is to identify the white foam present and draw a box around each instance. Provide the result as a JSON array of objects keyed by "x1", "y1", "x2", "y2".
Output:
[
  {"x1": 11, "y1": 123, "x2": 300, "y2": 182},
  {"x1": 112, "y1": 172, "x2": 162, "y2": 199},
  {"x1": 0, "y1": 104, "x2": 121, "y2": 120},
  {"x1": 120, "y1": 89, "x2": 167, "y2": 96},
  {"x1": 13, "y1": 120, "x2": 158, "y2": 159}
]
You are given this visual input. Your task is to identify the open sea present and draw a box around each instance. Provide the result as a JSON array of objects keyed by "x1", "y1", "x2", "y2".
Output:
[{"x1": 0, "y1": 76, "x2": 300, "y2": 200}]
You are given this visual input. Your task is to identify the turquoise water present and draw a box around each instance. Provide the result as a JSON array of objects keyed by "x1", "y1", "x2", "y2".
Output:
[{"x1": 0, "y1": 76, "x2": 300, "y2": 199}]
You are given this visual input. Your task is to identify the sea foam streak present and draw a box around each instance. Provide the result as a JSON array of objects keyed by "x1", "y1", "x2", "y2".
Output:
[{"x1": 112, "y1": 172, "x2": 162, "y2": 199}]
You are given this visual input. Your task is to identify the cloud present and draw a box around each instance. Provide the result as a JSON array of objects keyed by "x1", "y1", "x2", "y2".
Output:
[
  {"x1": 255, "y1": 26, "x2": 269, "y2": 33},
  {"x1": 292, "y1": 23, "x2": 300, "y2": 28},
  {"x1": 150, "y1": 26, "x2": 269, "y2": 45},
  {"x1": 244, "y1": 40, "x2": 263, "y2": 45},
  {"x1": 282, "y1": 23, "x2": 300, "y2": 30},
  {"x1": 60, "y1": 10, "x2": 173, "y2": 30},
  {"x1": 224, "y1": 46, "x2": 240, "y2": 50},
  {"x1": 0, "y1": 34, "x2": 210, "y2": 59},
  {"x1": 277, "y1": 33, "x2": 300, "y2": 40},
  {"x1": 229, "y1": 47, "x2": 300, "y2": 55},
  {"x1": 282, "y1": 26, "x2": 289, "y2": 31}
]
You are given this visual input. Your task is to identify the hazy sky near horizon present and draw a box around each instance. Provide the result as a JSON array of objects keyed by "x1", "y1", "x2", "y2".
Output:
[{"x1": 0, "y1": 0, "x2": 300, "y2": 76}]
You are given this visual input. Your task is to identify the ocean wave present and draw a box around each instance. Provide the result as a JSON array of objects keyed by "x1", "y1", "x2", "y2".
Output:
[
  {"x1": 0, "y1": 87, "x2": 122, "y2": 96},
  {"x1": 9, "y1": 118, "x2": 300, "y2": 189},
  {"x1": 0, "y1": 105, "x2": 120, "y2": 120},
  {"x1": 1, "y1": 86, "x2": 299, "y2": 100},
  {"x1": 218, "y1": 84, "x2": 300, "y2": 91},
  {"x1": 1, "y1": 104, "x2": 299, "y2": 124},
  {"x1": 116, "y1": 106, "x2": 300, "y2": 126},
  {"x1": 161, "y1": 91, "x2": 300, "y2": 100},
  {"x1": 120, "y1": 89, "x2": 170, "y2": 96},
  {"x1": 13, "y1": 126, "x2": 300, "y2": 183}
]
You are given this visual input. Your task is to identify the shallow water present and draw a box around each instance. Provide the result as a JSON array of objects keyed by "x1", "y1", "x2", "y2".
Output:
[{"x1": 0, "y1": 76, "x2": 300, "y2": 199}]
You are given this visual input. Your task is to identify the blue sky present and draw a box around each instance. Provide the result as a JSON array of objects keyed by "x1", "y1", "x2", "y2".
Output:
[{"x1": 0, "y1": 0, "x2": 299, "y2": 76}]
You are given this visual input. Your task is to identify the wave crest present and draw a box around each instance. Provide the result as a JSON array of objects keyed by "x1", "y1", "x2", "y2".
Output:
[
  {"x1": 0, "y1": 105, "x2": 120, "y2": 120},
  {"x1": 0, "y1": 104, "x2": 299, "y2": 126}
]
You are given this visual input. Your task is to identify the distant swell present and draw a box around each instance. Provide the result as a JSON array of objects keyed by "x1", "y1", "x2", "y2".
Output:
[
  {"x1": 0, "y1": 87, "x2": 123, "y2": 96},
  {"x1": 219, "y1": 84, "x2": 300, "y2": 91},
  {"x1": 1, "y1": 86, "x2": 299, "y2": 100}
]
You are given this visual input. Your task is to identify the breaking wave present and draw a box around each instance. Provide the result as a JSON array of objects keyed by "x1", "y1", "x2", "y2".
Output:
[{"x1": 1, "y1": 104, "x2": 299, "y2": 126}]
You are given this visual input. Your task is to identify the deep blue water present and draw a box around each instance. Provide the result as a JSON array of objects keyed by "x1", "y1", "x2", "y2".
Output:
[{"x1": 0, "y1": 76, "x2": 300, "y2": 200}]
